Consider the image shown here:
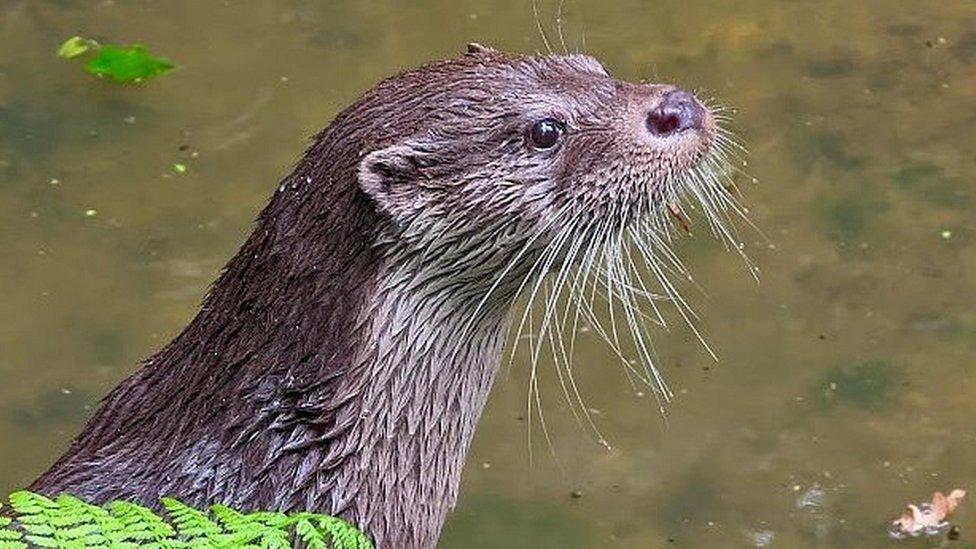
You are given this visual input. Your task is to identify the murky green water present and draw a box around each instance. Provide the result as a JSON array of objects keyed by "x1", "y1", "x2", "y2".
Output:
[{"x1": 2, "y1": 1, "x2": 975, "y2": 547}]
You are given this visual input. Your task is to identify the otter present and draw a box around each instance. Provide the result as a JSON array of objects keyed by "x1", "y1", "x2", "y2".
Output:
[{"x1": 30, "y1": 44, "x2": 736, "y2": 548}]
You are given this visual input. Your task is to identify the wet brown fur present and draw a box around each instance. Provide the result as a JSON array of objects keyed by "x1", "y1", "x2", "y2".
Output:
[{"x1": 31, "y1": 47, "x2": 716, "y2": 548}]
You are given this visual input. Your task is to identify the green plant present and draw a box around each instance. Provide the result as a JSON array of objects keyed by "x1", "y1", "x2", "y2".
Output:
[
  {"x1": 57, "y1": 37, "x2": 176, "y2": 83},
  {"x1": 0, "y1": 491, "x2": 372, "y2": 548}
]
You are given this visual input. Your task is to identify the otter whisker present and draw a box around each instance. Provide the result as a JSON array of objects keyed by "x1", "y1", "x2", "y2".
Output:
[
  {"x1": 563, "y1": 217, "x2": 609, "y2": 357},
  {"x1": 602, "y1": 241, "x2": 624, "y2": 358},
  {"x1": 682, "y1": 170, "x2": 731, "y2": 235},
  {"x1": 568, "y1": 280, "x2": 657, "y2": 389},
  {"x1": 512, "y1": 221, "x2": 581, "y2": 469},
  {"x1": 606, "y1": 236, "x2": 671, "y2": 406},
  {"x1": 526, "y1": 334, "x2": 563, "y2": 472},
  {"x1": 546, "y1": 281, "x2": 609, "y2": 447},
  {"x1": 530, "y1": 224, "x2": 588, "y2": 367},
  {"x1": 700, "y1": 164, "x2": 768, "y2": 256},
  {"x1": 683, "y1": 165, "x2": 761, "y2": 282},
  {"x1": 680, "y1": 165, "x2": 746, "y2": 256},
  {"x1": 557, "y1": 225, "x2": 626, "y2": 444},
  {"x1": 713, "y1": 126, "x2": 750, "y2": 158},
  {"x1": 641, "y1": 228, "x2": 714, "y2": 304},
  {"x1": 535, "y1": 222, "x2": 618, "y2": 446},
  {"x1": 619, "y1": 238, "x2": 672, "y2": 327},
  {"x1": 561, "y1": 226, "x2": 655, "y2": 389},
  {"x1": 629, "y1": 228, "x2": 717, "y2": 362},
  {"x1": 589, "y1": 263, "x2": 668, "y2": 307},
  {"x1": 600, "y1": 200, "x2": 671, "y2": 392},
  {"x1": 638, "y1": 230, "x2": 704, "y2": 323},
  {"x1": 636, "y1": 221, "x2": 691, "y2": 274},
  {"x1": 587, "y1": 222, "x2": 644, "y2": 388},
  {"x1": 526, "y1": 204, "x2": 686, "y2": 446},
  {"x1": 526, "y1": 240, "x2": 582, "y2": 434},
  {"x1": 460, "y1": 202, "x2": 575, "y2": 356},
  {"x1": 546, "y1": 283, "x2": 583, "y2": 418},
  {"x1": 520, "y1": 223, "x2": 581, "y2": 468},
  {"x1": 532, "y1": 0, "x2": 554, "y2": 55},
  {"x1": 556, "y1": 0, "x2": 569, "y2": 55},
  {"x1": 509, "y1": 221, "x2": 577, "y2": 367}
]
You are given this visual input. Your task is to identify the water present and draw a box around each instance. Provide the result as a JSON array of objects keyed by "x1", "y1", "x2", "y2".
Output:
[{"x1": 1, "y1": 1, "x2": 974, "y2": 547}]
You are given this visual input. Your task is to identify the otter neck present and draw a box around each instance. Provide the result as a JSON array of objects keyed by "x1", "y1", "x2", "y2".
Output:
[
  {"x1": 207, "y1": 205, "x2": 520, "y2": 547},
  {"x1": 177, "y1": 200, "x2": 514, "y2": 547},
  {"x1": 332, "y1": 248, "x2": 511, "y2": 548},
  {"x1": 32, "y1": 164, "x2": 517, "y2": 549}
]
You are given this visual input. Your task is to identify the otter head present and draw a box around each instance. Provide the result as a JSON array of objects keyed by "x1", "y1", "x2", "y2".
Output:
[
  {"x1": 357, "y1": 44, "x2": 727, "y2": 248},
  {"x1": 352, "y1": 45, "x2": 741, "y2": 397}
]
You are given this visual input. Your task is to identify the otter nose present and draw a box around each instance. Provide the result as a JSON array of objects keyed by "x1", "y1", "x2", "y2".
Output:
[{"x1": 646, "y1": 89, "x2": 705, "y2": 136}]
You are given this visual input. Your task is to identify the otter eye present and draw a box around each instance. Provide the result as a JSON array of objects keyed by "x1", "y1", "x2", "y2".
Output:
[{"x1": 528, "y1": 119, "x2": 564, "y2": 150}]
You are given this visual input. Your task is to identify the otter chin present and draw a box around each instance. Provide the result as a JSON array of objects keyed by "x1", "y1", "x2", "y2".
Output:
[{"x1": 30, "y1": 44, "x2": 741, "y2": 549}]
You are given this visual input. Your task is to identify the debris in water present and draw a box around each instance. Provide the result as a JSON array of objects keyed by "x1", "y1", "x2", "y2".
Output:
[
  {"x1": 173, "y1": 163, "x2": 187, "y2": 174},
  {"x1": 795, "y1": 484, "x2": 825, "y2": 510},
  {"x1": 890, "y1": 489, "x2": 966, "y2": 539},
  {"x1": 743, "y1": 528, "x2": 775, "y2": 547},
  {"x1": 57, "y1": 36, "x2": 94, "y2": 59},
  {"x1": 667, "y1": 202, "x2": 692, "y2": 234}
]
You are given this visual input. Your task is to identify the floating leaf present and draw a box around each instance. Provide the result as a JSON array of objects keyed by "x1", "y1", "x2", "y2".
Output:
[
  {"x1": 84, "y1": 44, "x2": 175, "y2": 83},
  {"x1": 890, "y1": 489, "x2": 966, "y2": 539},
  {"x1": 57, "y1": 36, "x2": 93, "y2": 59}
]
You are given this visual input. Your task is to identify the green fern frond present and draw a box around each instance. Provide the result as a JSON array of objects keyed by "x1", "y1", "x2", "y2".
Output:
[
  {"x1": 161, "y1": 498, "x2": 224, "y2": 543},
  {"x1": 210, "y1": 506, "x2": 291, "y2": 549},
  {"x1": 108, "y1": 500, "x2": 178, "y2": 545},
  {"x1": 297, "y1": 515, "x2": 372, "y2": 549},
  {"x1": 0, "y1": 512, "x2": 27, "y2": 549},
  {"x1": 0, "y1": 491, "x2": 372, "y2": 549}
]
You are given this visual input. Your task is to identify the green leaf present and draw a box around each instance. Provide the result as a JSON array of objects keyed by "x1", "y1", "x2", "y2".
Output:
[
  {"x1": 84, "y1": 44, "x2": 176, "y2": 83},
  {"x1": 2, "y1": 492, "x2": 372, "y2": 549},
  {"x1": 162, "y1": 498, "x2": 222, "y2": 540},
  {"x1": 295, "y1": 518, "x2": 328, "y2": 549},
  {"x1": 57, "y1": 36, "x2": 92, "y2": 59},
  {"x1": 0, "y1": 515, "x2": 24, "y2": 544}
]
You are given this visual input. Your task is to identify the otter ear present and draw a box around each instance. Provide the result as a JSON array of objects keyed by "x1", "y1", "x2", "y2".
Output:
[
  {"x1": 358, "y1": 144, "x2": 430, "y2": 225},
  {"x1": 465, "y1": 42, "x2": 496, "y2": 55}
]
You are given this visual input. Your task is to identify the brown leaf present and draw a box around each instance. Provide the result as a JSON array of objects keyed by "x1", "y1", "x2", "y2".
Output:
[
  {"x1": 945, "y1": 489, "x2": 966, "y2": 515},
  {"x1": 932, "y1": 492, "x2": 949, "y2": 520},
  {"x1": 891, "y1": 488, "x2": 966, "y2": 536},
  {"x1": 894, "y1": 506, "x2": 917, "y2": 531}
]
